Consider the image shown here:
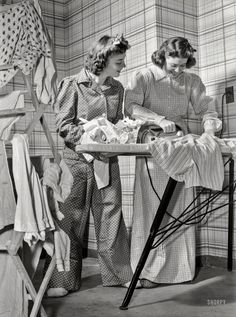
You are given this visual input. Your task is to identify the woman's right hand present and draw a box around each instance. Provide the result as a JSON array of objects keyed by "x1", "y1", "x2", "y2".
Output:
[{"x1": 158, "y1": 119, "x2": 176, "y2": 133}]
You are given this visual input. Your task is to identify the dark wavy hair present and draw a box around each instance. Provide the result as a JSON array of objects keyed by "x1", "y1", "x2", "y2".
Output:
[
  {"x1": 85, "y1": 34, "x2": 130, "y2": 75},
  {"x1": 151, "y1": 37, "x2": 197, "y2": 69}
]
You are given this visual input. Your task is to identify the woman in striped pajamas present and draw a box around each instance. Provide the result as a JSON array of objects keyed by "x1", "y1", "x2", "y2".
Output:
[
  {"x1": 125, "y1": 37, "x2": 222, "y2": 288},
  {"x1": 46, "y1": 34, "x2": 135, "y2": 297}
]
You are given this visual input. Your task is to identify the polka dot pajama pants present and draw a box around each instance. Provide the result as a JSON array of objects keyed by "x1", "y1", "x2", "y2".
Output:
[{"x1": 45, "y1": 148, "x2": 133, "y2": 291}]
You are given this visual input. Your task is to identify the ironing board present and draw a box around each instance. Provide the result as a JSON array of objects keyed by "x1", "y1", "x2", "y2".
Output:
[{"x1": 75, "y1": 142, "x2": 235, "y2": 310}]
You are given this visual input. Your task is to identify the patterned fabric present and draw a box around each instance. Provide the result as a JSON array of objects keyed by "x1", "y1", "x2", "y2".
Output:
[
  {"x1": 125, "y1": 65, "x2": 221, "y2": 284},
  {"x1": 125, "y1": 65, "x2": 222, "y2": 134},
  {"x1": 0, "y1": 0, "x2": 51, "y2": 87},
  {"x1": 45, "y1": 69, "x2": 132, "y2": 290},
  {"x1": 55, "y1": 68, "x2": 124, "y2": 148},
  {"x1": 45, "y1": 149, "x2": 133, "y2": 290}
]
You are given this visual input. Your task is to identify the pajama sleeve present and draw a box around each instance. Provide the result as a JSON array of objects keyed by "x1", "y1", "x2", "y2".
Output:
[
  {"x1": 113, "y1": 81, "x2": 124, "y2": 124},
  {"x1": 124, "y1": 70, "x2": 165, "y2": 124},
  {"x1": 189, "y1": 74, "x2": 222, "y2": 132},
  {"x1": 55, "y1": 78, "x2": 84, "y2": 145}
]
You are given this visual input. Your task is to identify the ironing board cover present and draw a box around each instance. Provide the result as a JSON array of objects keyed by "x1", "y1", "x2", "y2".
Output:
[{"x1": 75, "y1": 143, "x2": 151, "y2": 155}]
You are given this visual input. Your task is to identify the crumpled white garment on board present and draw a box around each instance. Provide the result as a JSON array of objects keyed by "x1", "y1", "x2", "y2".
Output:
[{"x1": 149, "y1": 133, "x2": 224, "y2": 191}]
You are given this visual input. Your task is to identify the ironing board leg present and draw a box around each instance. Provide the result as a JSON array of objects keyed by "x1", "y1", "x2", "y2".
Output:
[
  {"x1": 120, "y1": 177, "x2": 178, "y2": 310},
  {"x1": 227, "y1": 157, "x2": 234, "y2": 271}
]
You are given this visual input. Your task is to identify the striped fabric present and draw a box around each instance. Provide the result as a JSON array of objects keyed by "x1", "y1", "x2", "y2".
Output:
[{"x1": 149, "y1": 133, "x2": 224, "y2": 191}]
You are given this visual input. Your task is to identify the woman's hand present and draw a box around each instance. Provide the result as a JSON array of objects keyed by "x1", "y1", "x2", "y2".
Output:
[
  {"x1": 158, "y1": 119, "x2": 176, "y2": 133},
  {"x1": 204, "y1": 120, "x2": 215, "y2": 136}
]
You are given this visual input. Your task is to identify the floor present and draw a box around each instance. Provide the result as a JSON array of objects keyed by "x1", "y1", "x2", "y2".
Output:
[{"x1": 39, "y1": 257, "x2": 236, "y2": 317}]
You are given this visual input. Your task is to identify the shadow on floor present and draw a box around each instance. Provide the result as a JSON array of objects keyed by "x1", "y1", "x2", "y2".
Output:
[{"x1": 41, "y1": 257, "x2": 236, "y2": 317}]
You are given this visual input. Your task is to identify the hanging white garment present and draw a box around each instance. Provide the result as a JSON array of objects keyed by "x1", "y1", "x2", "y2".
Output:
[
  {"x1": 11, "y1": 133, "x2": 55, "y2": 243},
  {"x1": 0, "y1": 140, "x2": 16, "y2": 229},
  {"x1": 34, "y1": 53, "x2": 57, "y2": 105},
  {"x1": 0, "y1": 91, "x2": 24, "y2": 140},
  {"x1": 11, "y1": 133, "x2": 71, "y2": 272}
]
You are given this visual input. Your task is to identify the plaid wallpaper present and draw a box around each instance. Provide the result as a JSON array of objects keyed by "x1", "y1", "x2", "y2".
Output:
[
  {"x1": 63, "y1": 0, "x2": 199, "y2": 254},
  {"x1": 1, "y1": 0, "x2": 235, "y2": 266},
  {"x1": 197, "y1": 0, "x2": 236, "y2": 264}
]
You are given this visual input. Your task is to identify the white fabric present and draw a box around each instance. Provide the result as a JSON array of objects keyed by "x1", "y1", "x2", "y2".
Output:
[
  {"x1": 34, "y1": 48, "x2": 57, "y2": 105},
  {"x1": 80, "y1": 127, "x2": 110, "y2": 189},
  {"x1": 11, "y1": 133, "x2": 55, "y2": 243},
  {"x1": 131, "y1": 157, "x2": 196, "y2": 283},
  {"x1": 43, "y1": 220, "x2": 71, "y2": 272},
  {"x1": 11, "y1": 134, "x2": 70, "y2": 272},
  {"x1": 0, "y1": 230, "x2": 27, "y2": 317},
  {"x1": 0, "y1": 140, "x2": 16, "y2": 229},
  {"x1": 80, "y1": 117, "x2": 143, "y2": 188},
  {"x1": 93, "y1": 158, "x2": 110, "y2": 189},
  {"x1": 215, "y1": 137, "x2": 236, "y2": 160},
  {"x1": 149, "y1": 133, "x2": 224, "y2": 191},
  {"x1": 42, "y1": 159, "x2": 73, "y2": 203},
  {"x1": 0, "y1": 91, "x2": 24, "y2": 140},
  {"x1": 53, "y1": 221, "x2": 70, "y2": 272}
]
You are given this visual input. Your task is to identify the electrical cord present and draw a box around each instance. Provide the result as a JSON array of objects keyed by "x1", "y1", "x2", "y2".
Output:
[
  {"x1": 143, "y1": 147, "x2": 236, "y2": 249},
  {"x1": 220, "y1": 93, "x2": 226, "y2": 138},
  {"x1": 152, "y1": 199, "x2": 236, "y2": 249}
]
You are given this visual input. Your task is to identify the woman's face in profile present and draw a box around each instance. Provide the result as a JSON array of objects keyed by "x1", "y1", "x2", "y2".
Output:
[{"x1": 103, "y1": 53, "x2": 126, "y2": 78}]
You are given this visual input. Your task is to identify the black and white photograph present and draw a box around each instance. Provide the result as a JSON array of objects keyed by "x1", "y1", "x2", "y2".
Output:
[{"x1": 0, "y1": 0, "x2": 235, "y2": 316}]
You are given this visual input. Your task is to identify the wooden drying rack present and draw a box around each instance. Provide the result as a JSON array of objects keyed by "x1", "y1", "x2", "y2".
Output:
[{"x1": 0, "y1": 63, "x2": 59, "y2": 317}]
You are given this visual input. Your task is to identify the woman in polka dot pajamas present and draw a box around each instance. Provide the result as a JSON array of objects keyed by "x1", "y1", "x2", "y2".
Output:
[{"x1": 46, "y1": 35, "x2": 135, "y2": 297}]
